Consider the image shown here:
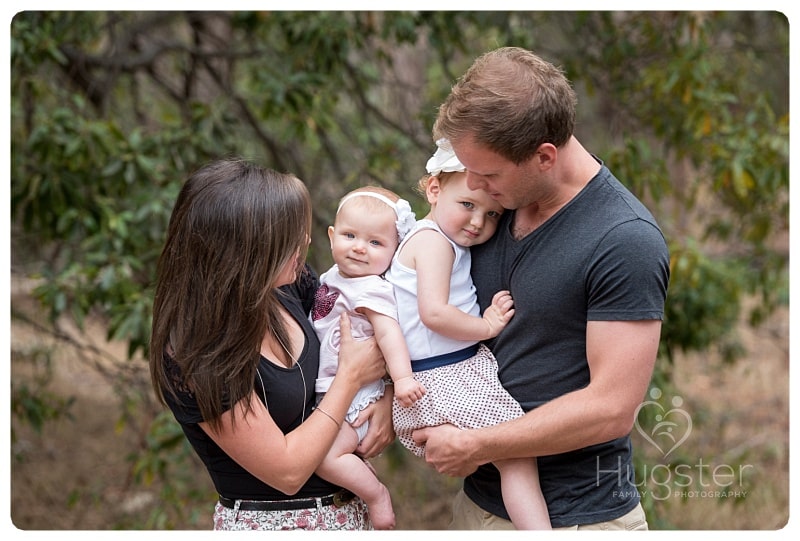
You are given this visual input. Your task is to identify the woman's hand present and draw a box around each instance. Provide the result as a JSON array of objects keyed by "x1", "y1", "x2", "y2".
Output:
[
  {"x1": 353, "y1": 389, "x2": 396, "y2": 459},
  {"x1": 337, "y1": 312, "x2": 386, "y2": 388}
]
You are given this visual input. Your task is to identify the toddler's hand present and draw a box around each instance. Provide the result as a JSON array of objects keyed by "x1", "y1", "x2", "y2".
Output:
[
  {"x1": 394, "y1": 376, "x2": 426, "y2": 408},
  {"x1": 483, "y1": 290, "x2": 515, "y2": 338}
]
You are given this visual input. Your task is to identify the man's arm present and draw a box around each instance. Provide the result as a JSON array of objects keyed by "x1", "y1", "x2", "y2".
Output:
[{"x1": 413, "y1": 319, "x2": 661, "y2": 476}]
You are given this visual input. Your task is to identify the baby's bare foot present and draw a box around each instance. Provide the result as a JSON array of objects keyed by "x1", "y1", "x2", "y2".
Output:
[{"x1": 368, "y1": 484, "x2": 395, "y2": 530}]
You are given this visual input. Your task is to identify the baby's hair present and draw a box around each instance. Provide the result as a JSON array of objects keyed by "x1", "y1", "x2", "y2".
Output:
[
  {"x1": 346, "y1": 185, "x2": 401, "y2": 203},
  {"x1": 335, "y1": 185, "x2": 402, "y2": 225}
]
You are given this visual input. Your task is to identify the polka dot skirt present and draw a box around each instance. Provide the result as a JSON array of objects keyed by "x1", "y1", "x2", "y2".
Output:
[{"x1": 392, "y1": 344, "x2": 525, "y2": 457}]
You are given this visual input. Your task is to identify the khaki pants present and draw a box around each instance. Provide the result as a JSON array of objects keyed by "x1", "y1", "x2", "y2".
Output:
[{"x1": 449, "y1": 488, "x2": 648, "y2": 530}]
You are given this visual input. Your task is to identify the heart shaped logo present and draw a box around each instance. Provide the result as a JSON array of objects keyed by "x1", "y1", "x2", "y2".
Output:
[
  {"x1": 312, "y1": 284, "x2": 339, "y2": 321},
  {"x1": 634, "y1": 389, "x2": 692, "y2": 459}
]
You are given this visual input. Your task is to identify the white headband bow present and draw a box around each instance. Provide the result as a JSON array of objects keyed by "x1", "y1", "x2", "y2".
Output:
[
  {"x1": 425, "y1": 138, "x2": 465, "y2": 176},
  {"x1": 337, "y1": 191, "x2": 416, "y2": 241}
]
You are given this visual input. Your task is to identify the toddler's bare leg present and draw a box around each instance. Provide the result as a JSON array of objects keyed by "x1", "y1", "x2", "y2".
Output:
[{"x1": 495, "y1": 457, "x2": 551, "y2": 530}]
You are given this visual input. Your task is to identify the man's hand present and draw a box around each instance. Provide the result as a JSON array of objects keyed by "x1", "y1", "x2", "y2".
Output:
[{"x1": 412, "y1": 424, "x2": 480, "y2": 477}]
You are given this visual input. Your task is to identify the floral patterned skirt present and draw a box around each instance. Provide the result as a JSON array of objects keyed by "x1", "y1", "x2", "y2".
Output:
[{"x1": 213, "y1": 495, "x2": 372, "y2": 530}]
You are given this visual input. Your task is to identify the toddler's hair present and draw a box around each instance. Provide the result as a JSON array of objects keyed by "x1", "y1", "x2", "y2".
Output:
[{"x1": 416, "y1": 170, "x2": 464, "y2": 197}]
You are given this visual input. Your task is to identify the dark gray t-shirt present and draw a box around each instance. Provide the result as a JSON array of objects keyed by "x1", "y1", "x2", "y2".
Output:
[{"x1": 468, "y1": 165, "x2": 670, "y2": 527}]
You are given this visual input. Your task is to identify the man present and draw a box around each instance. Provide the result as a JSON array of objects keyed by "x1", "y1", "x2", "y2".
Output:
[{"x1": 412, "y1": 47, "x2": 670, "y2": 530}]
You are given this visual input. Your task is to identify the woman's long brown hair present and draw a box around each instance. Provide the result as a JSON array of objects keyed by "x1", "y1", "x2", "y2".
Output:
[{"x1": 149, "y1": 158, "x2": 311, "y2": 431}]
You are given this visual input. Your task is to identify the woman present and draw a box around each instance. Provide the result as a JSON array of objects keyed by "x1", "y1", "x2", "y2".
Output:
[{"x1": 149, "y1": 158, "x2": 393, "y2": 530}]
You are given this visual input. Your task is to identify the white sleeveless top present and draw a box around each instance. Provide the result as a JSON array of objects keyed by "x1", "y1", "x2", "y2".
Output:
[{"x1": 385, "y1": 219, "x2": 480, "y2": 361}]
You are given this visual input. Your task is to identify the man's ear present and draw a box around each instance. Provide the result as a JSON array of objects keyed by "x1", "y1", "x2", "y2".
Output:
[{"x1": 535, "y1": 143, "x2": 557, "y2": 171}]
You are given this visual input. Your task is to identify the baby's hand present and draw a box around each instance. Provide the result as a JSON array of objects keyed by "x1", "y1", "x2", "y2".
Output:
[
  {"x1": 483, "y1": 290, "x2": 515, "y2": 338},
  {"x1": 394, "y1": 376, "x2": 426, "y2": 408}
]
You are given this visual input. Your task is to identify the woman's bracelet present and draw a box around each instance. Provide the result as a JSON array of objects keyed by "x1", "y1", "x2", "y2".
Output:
[{"x1": 315, "y1": 406, "x2": 342, "y2": 428}]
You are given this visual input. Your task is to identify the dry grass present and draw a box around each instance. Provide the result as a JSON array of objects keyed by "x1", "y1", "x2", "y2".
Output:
[{"x1": 635, "y1": 304, "x2": 789, "y2": 530}]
